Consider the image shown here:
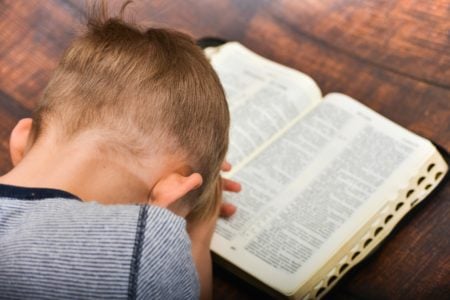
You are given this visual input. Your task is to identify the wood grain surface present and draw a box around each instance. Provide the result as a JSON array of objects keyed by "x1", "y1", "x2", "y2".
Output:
[{"x1": 0, "y1": 1, "x2": 449, "y2": 299}]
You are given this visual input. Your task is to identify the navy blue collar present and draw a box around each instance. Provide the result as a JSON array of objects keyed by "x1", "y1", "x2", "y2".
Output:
[{"x1": 0, "y1": 184, "x2": 81, "y2": 201}]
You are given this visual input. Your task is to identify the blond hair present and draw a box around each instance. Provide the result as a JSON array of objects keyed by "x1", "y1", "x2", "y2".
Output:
[{"x1": 31, "y1": 3, "x2": 229, "y2": 220}]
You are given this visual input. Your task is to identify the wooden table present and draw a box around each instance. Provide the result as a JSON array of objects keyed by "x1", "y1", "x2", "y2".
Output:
[{"x1": 1, "y1": 1, "x2": 449, "y2": 299}]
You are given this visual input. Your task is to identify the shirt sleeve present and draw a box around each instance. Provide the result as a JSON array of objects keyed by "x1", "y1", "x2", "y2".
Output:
[
  {"x1": 134, "y1": 206, "x2": 200, "y2": 300},
  {"x1": 0, "y1": 197, "x2": 199, "y2": 300}
]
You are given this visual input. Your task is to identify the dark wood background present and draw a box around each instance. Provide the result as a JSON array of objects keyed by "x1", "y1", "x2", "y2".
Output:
[{"x1": 0, "y1": 0, "x2": 449, "y2": 299}]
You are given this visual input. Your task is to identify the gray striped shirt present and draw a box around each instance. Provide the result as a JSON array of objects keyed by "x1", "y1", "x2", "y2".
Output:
[{"x1": 0, "y1": 184, "x2": 199, "y2": 299}]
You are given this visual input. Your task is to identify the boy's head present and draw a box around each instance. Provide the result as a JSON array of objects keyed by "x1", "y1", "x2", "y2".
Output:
[{"x1": 27, "y1": 6, "x2": 229, "y2": 219}]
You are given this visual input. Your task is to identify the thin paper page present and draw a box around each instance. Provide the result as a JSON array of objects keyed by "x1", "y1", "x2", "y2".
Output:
[
  {"x1": 209, "y1": 42, "x2": 322, "y2": 168},
  {"x1": 212, "y1": 94, "x2": 433, "y2": 294}
]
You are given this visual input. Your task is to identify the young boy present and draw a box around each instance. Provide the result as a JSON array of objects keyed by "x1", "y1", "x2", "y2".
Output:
[{"x1": 0, "y1": 6, "x2": 239, "y2": 300}]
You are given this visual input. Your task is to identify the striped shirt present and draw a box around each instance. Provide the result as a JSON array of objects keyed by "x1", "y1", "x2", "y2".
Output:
[{"x1": 0, "y1": 184, "x2": 199, "y2": 299}]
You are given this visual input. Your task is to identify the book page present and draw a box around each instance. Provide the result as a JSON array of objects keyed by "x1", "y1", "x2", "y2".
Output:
[
  {"x1": 211, "y1": 93, "x2": 435, "y2": 294},
  {"x1": 208, "y1": 42, "x2": 322, "y2": 168}
]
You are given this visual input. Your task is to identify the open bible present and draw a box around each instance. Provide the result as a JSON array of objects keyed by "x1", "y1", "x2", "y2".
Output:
[{"x1": 205, "y1": 42, "x2": 449, "y2": 299}]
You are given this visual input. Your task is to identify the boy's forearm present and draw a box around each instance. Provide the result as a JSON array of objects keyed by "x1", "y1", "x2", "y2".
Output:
[
  {"x1": 187, "y1": 200, "x2": 219, "y2": 300},
  {"x1": 191, "y1": 242, "x2": 213, "y2": 300},
  {"x1": 188, "y1": 172, "x2": 241, "y2": 299}
]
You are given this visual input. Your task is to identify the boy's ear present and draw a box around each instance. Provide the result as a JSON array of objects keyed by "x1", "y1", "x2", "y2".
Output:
[
  {"x1": 9, "y1": 118, "x2": 33, "y2": 166},
  {"x1": 149, "y1": 172, "x2": 203, "y2": 212}
]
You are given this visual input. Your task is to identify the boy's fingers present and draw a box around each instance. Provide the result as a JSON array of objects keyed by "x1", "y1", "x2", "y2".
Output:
[
  {"x1": 221, "y1": 161, "x2": 232, "y2": 172},
  {"x1": 217, "y1": 162, "x2": 239, "y2": 218},
  {"x1": 222, "y1": 178, "x2": 241, "y2": 193},
  {"x1": 220, "y1": 202, "x2": 237, "y2": 218}
]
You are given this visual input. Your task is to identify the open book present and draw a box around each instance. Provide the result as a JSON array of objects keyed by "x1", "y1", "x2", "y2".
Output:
[{"x1": 205, "y1": 42, "x2": 449, "y2": 299}]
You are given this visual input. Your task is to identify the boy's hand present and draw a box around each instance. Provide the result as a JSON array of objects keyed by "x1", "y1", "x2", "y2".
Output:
[
  {"x1": 187, "y1": 181, "x2": 221, "y2": 300},
  {"x1": 187, "y1": 161, "x2": 241, "y2": 300},
  {"x1": 187, "y1": 161, "x2": 241, "y2": 247},
  {"x1": 219, "y1": 161, "x2": 241, "y2": 218}
]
